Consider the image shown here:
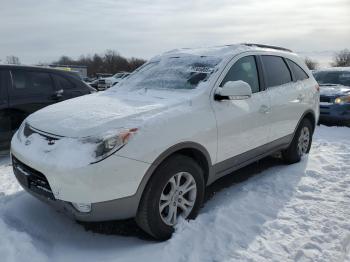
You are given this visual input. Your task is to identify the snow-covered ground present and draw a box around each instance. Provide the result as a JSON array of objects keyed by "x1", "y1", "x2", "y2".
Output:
[{"x1": 0, "y1": 125, "x2": 349, "y2": 262}]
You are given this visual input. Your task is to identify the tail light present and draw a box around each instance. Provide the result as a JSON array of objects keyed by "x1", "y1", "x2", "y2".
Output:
[{"x1": 315, "y1": 84, "x2": 320, "y2": 92}]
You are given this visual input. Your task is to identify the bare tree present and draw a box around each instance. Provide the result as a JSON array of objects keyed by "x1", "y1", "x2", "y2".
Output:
[
  {"x1": 6, "y1": 55, "x2": 20, "y2": 65},
  {"x1": 332, "y1": 49, "x2": 350, "y2": 67},
  {"x1": 52, "y1": 50, "x2": 146, "y2": 77},
  {"x1": 304, "y1": 57, "x2": 318, "y2": 70}
]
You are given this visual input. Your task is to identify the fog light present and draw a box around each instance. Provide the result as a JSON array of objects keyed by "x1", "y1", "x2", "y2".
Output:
[{"x1": 72, "y1": 202, "x2": 91, "y2": 213}]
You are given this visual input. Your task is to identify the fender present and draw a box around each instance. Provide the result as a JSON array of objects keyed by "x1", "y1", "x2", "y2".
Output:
[{"x1": 133, "y1": 141, "x2": 214, "y2": 202}]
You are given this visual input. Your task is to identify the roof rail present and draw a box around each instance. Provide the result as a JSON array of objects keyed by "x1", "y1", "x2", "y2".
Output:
[{"x1": 243, "y1": 43, "x2": 293, "y2": 53}]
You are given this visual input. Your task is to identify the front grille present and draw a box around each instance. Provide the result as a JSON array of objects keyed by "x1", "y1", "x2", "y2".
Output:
[
  {"x1": 320, "y1": 96, "x2": 332, "y2": 103},
  {"x1": 23, "y1": 123, "x2": 60, "y2": 143},
  {"x1": 12, "y1": 156, "x2": 55, "y2": 200}
]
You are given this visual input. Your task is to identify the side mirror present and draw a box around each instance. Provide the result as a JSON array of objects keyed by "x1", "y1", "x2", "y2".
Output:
[{"x1": 215, "y1": 80, "x2": 252, "y2": 100}]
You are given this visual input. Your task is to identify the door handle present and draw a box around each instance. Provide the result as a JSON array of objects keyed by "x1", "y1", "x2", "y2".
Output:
[{"x1": 259, "y1": 105, "x2": 270, "y2": 114}]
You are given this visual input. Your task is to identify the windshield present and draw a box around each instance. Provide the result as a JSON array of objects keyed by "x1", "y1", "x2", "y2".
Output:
[
  {"x1": 313, "y1": 71, "x2": 350, "y2": 87},
  {"x1": 113, "y1": 73, "x2": 125, "y2": 79},
  {"x1": 116, "y1": 55, "x2": 222, "y2": 91}
]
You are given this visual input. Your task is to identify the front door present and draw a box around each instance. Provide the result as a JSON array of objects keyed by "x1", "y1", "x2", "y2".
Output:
[
  {"x1": 211, "y1": 55, "x2": 271, "y2": 173},
  {"x1": 52, "y1": 74, "x2": 85, "y2": 100}
]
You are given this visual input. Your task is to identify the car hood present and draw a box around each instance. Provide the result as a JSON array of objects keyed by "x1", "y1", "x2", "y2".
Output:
[
  {"x1": 320, "y1": 85, "x2": 350, "y2": 97},
  {"x1": 26, "y1": 90, "x2": 192, "y2": 138}
]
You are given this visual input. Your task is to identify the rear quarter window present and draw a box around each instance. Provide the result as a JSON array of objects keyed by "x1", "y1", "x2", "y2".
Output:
[
  {"x1": 286, "y1": 59, "x2": 309, "y2": 81},
  {"x1": 261, "y1": 56, "x2": 292, "y2": 88}
]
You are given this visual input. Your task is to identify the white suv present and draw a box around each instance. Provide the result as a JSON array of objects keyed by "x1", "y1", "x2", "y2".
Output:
[{"x1": 11, "y1": 44, "x2": 320, "y2": 240}]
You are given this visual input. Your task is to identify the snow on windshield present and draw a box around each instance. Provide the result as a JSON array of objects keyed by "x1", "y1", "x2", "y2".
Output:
[{"x1": 116, "y1": 55, "x2": 222, "y2": 91}]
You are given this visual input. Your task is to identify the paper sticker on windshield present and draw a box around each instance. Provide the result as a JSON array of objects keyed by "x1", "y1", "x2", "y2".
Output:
[{"x1": 188, "y1": 66, "x2": 214, "y2": 74}]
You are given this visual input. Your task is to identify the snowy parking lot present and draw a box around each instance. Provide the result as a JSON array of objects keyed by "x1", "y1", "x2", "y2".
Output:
[{"x1": 0, "y1": 125, "x2": 349, "y2": 262}]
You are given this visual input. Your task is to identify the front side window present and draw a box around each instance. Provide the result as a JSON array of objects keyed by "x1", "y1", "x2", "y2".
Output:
[
  {"x1": 261, "y1": 56, "x2": 292, "y2": 88},
  {"x1": 55, "y1": 74, "x2": 75, "y2": 90},
  {"x1": 115, "y1": 56, "x2": 222, "y2": 91},
  {"x1": 11, "y1": 70, "x2": 53, "y2": 94},
  {"x1": 286, "y1": 59, "x2": 309, "y2": 81},
  {"x1": 220, "y1": 56, "x2": 260, "y2": 93}
]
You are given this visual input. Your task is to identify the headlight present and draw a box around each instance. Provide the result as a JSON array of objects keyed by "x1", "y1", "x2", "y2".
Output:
[
  {"x1": 16, "y1": 121, "x2": 26, "y2": 142},
  {"x1": 89, "y1": 128, "x2": 138, "y2": 162},
  {"x1": 334, "y1": 96, "x2": 350, "y2": 104}
]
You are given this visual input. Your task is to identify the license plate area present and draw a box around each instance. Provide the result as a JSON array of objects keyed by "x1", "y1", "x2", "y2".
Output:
[{"x1": 13, "y1": 157, "x2": 55, "y2": 200}]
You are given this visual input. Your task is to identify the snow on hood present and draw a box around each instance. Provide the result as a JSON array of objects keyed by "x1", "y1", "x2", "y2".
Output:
[
  {"x1": 320, "y1": 85, "x2": 350, "y2": 97},
  {"x1": 17, "y1": 88, "x2": 198, "y2": 168},
  {"x1": 26, "y1": 89, "x2": 192, "y2": 138}
]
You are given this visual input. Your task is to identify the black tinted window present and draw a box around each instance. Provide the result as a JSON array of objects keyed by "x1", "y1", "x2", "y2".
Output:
[
  {"x1": 11, "y1": 70, "x2": 53, "y2": 93},
  {"x1": 286, "y1": 59, "x2": 309, "y2": 81},
  {"x1": 220, "y1": 56, "x2": 260, "y2": 93},
  {"x1": 55, "y1": 74, "x2": 75, "y2": 90},
  {"x1": 261, "y1": 56, "x2": 292, "y2": 88},
  {"x1": 0, "y1": 70, "x2": 10, "y2": 100}
]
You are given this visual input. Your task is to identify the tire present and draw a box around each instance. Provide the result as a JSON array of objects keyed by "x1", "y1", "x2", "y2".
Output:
[
  {"x1": 282, "y1": 118, "x2": 313, "y2": 164},
  {"x1": 136, "y1": 154, "x2": 205, "y2": 240}
]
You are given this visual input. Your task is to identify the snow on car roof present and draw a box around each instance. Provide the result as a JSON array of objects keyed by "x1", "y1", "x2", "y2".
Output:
[
  {"x1": 157, "y1": 43, "x2": 294, "y2": 60},
  {"x1": 161, "y1": 44, "x2": 248, "y2": 58}
]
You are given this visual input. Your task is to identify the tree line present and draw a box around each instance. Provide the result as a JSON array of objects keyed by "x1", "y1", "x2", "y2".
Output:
[
  {"x1": 51, "y1": 50, "x2": 146, "y2": 77},
  {"x1": 304, "y1": 49, "x2": 350, "y2": 70},
  {"x1": 3, "y1": 48, "x2": 350, "y2": 73}
]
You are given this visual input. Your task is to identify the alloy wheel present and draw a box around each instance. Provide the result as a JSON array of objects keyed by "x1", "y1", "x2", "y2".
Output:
[
  {"x1": 297, "y1": 126, "x2": 310, "y2": 156},
  {"x1": 159, "y1": 172, "x2": 197, "y2": 226}
]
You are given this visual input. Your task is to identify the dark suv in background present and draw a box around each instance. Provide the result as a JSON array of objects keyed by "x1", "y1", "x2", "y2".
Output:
[
  {"x1": 313, "y1": 67, "x2": 350, "y2": 125},
  {"x1": 0, "y1": 65, "x2": 93, "y2": 149}
]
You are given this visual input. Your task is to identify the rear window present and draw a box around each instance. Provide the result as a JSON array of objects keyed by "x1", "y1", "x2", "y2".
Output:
[
  {"x1": 261, "y1": 56, "x2": 292, "y2": 88},
  {"x1": 286, "y1": 59, "x2": 309, "y2": 81}
]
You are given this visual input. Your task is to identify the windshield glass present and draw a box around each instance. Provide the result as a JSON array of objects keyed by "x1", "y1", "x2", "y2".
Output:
[
  {"x1": 313, "y1": 71, "x2": 350, "y2": 87},
  {"x1": 113, "y1": 73, "x2": 124, "y2": 79},
  {"x1": 116, "y1": 55, "x2": 222, "y2": 91}
]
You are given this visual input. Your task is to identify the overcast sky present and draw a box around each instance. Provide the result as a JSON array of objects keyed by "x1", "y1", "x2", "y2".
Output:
[{"x1": 1, "y1": 0, "x2": 349, "y2": 64}]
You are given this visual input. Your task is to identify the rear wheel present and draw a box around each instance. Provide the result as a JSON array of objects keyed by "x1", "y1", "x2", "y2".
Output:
[
  {"x1": 136, "y1": 155, "x2": 205, "y2": 240},
  {"x1": 282, "y1": 118, "x2": 313, "y2": 164}
]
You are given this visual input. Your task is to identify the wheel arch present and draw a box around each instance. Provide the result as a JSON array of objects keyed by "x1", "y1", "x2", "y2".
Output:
[
  {"x1": 287, "y1": 109, "x2": 316, "y2": 148},
  {"x1": 134, "y1": 142, "x2": 213, "y2": 207},
  {"x1": 299, "y1": 110, "x2": 316, "y2": 133}
]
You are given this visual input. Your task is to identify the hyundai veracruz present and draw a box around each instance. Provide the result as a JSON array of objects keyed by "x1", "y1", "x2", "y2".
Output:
[{"x1": 11, "y1": 44, "x2": 320, "y2": 240}]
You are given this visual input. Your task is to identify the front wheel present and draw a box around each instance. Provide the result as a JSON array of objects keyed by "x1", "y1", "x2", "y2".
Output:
[
  {"x1": 136, "y1": 155, "x2": 205, "y2": 240},
  {"x1": 282, "y1": 118, "x2": 313, "y2": 164}
]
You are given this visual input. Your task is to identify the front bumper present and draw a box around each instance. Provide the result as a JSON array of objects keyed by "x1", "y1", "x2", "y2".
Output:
[
  {"x1": 11, "y1": 140, "x2": 151, "y2": 221},
  {"x1": 319, "y1": 102, "x2": 350, "y2": 123},
  {"x1": 14, "y1": 166, "x2": 140, "y2": 221}
]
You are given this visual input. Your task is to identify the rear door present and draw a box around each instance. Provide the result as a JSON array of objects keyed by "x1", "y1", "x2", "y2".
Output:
[
  {"x1": 260, "y1": 55, "x2": 304, "y2": 141},
  {"x1": 52, "y1": 73, "x2": 86, "y2": 100},
  {"x1": 211, "y1": 54, "x2": 271, "y2": 171},
  {"x1": 0, "y1": 70, "x2": 11, "y2": 147},
  {"x1": 8, "y1": 69, "x2": 56, "y2": 129}
]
